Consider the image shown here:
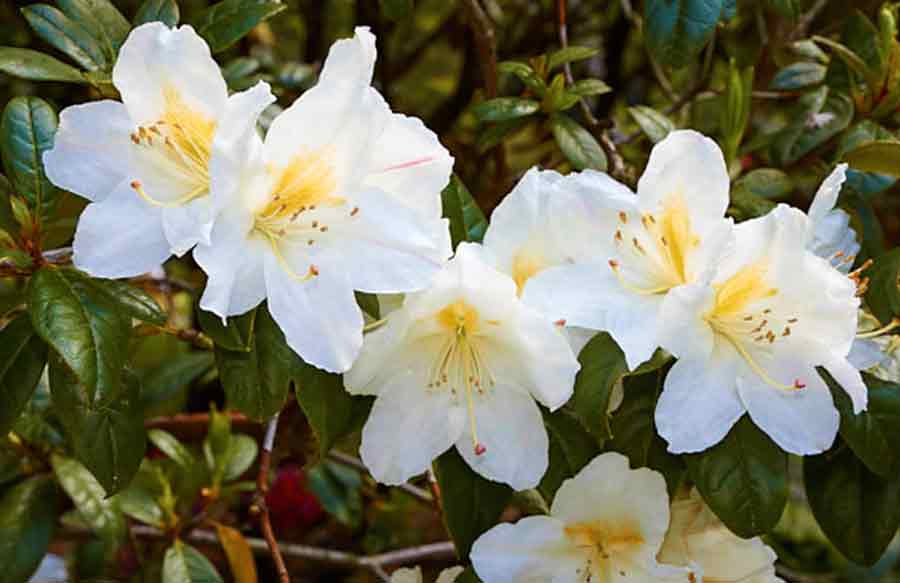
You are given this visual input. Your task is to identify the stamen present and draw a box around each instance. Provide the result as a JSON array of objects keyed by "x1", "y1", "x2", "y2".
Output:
[
  {"x1": 716, "y1": 327, "x2": 805, "y2": 392},
  {"x1": 130, "y1": 180, "x2": 207, "y2": 208},
  {"x1": 618, "y1": 211, "x2": 628, "y2": 224},
  {"x1": 554, "y1": 319, "x2": 567, "y2": 327},
  {"x1": 608, "y1": 259, "x2": 672, "y2": 295},
  {"x1": 857, "y1": 317, "x2": 900, "y2": 339}
]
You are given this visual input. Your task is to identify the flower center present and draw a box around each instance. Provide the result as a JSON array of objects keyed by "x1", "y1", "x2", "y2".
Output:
[
  {"x1": 565, "y1": 521, "x2": 645, "y2": 581},
  {"x1": 129, "y1": 86, "x2": 216, "y2": 207},
  {"x1": 704, "y1": 262, "x2": 805, "y2": 392},
  {"x1": 430, "y1": 300, "x2": 497, "y2": 456},
  {"x1": 608, "y1": 195, "x2": 699, "y2": 295}
]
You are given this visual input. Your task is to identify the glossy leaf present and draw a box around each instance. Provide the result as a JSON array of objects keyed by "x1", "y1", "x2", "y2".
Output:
[
  {"x1": 770, "y1": 61, "x2": 826, "y2": 90},
  {"x1": 550, "y1": 113, "x2": 607, "y2": 171},
  {"x1": 1, "y1": 97, "x2": 58, "y2": 220},
  {"x1": 441, "y1": 174, "x2": 488, "y2": 248},
  {"x1": 497, "y1": 61, "x2": 547, "y2": 95},
  {"x1": 135, "y1": 0, "x2": 180, "y2": 27},
  {"x1": 865, "y1": 248, "x2": 900, "y2": 325},
  {"x1": 59, "y1": 0, "x2": 130, "y2": 51},
  {"x1": 434, "y1": 448, "x2": 512, "y2": 558},
  {"x1": 0, "y1": 475, "x2": 58, "y2": 583},
  {"x1": 222, "y1": 434, "x2": 258, "y2": 481},
  {"x1": 568, "y1": 332, "x2": 628, "y2": 441},
  {"x1": 472, "y1": 97, "x2": 540, "y2": 123},
  {"x1": 148, "y1": 429, "x2": 196, "y2": 468},
  {"x1": 685, "y1": 416, "x2": 788, "y2": 537},
  {"x1": 628, "y1": 105, "x2": 675, "y2": 143},
  {"x1": 0, "y1": 47, "x2": 87, "y2": 83},
  {"x1": 547, "y1": 46, "x2": 599, "y2": 71},
  {"x1": 51, "y1": 454, "x2": 126, "y2": 545},
  {"x1": 163, "y1": 540, "x2": 224, "y2": 583},
  {"x1": 141, "y1": 351, "x2": 215, "y2": 411},
  {"x1": 645, "y1": 0, "x2": 723, "y2": 68},
  {"x1": 87, "y1": 277, "x2": 166, "y2": 325},
  {"x1": 539, "y1": 408, "x2": 601, "y2": 501},
  {"x1": 21, "y1": 4, "x2": 108, "y2": 71},
  {"x1": 805, "y1": 445, "x2": 900, "y2": 566},
  {"x1": 215, "y1": 523, "x2": 258, "y2": 583},
  {"x1": 0, "y1": 314, "x2": 48, "y2": 435},
  {"x1": 569, "y1": 78, "x2": 612, "y2": 97},
  {"x1": 192, "y1": 0, "x2": 287, "y2": 53},
  {"x1": 294, "y1": 363, "x2": 373, "y2": 457},
  {"x1": 198, "y1": 307, "x2": 255, "y2": 352},
  {"x1": 844, "y1": 140, "x2": 900, "y2": 177}
]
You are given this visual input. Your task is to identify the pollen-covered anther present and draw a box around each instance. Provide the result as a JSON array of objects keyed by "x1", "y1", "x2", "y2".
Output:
[
  {"x1": 474, "y1": 443, "x2": 487, "y2": 456},
  {"x1": 554, "y1": 319, "x2": 567, "y2": 327},
  {"x1": 608, "y1": 259, "x2": 620, "y2": 270},
  {"x1": 793, "y1": 379, "x2": 806, "y2": 389},
  {"x1": 350, "y1": 206, "x2": 360, "y2": 217},
  {"x1": 618, "y1": 211, "x2": 628, "y2": 224}
]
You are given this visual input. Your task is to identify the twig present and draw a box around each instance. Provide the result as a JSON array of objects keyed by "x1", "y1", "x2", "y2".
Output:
[
  {"x1": 328, "y1": 450, "x2": 434, "y2": 506},
  {"x1": 134, "y1": 324, "x2": 214, "y2": 350},
  {"x1": 788, "y1": 0, "x2": 830, "y2": 42},
  {"x1": 427, "y1": 467, "x2": 443, "y2": 519},
  {"x1": 251, "y1": 413, "x2": 290, "y2": 583}
]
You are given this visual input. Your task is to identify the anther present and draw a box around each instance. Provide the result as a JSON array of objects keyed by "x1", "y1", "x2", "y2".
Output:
[
  {"x1": 311, "y1": 220, "x2": 319, "y2": 228},
  {"x1": 618, "y1": 211, "x2": 628, "y2": 224},
  {"x1": 474, "y1": 443, "x2": 487, "y2": 456},
  {"x1": 782, "y1": 327, "x2": 791, "y2": 336},
  {"x1": 793, "y1": 380, "x2": 806, "y2": 389},
  {"x1": 350, "y1": 206, "x2": 360, "y2": 216},
  {"x1": 609, "y1": 259, "x2": 620, "y2": 270},
  {"x1": 554, "y1": 319, "x2": 566, "y2": 327},
  {"x1": 632, "y1": 237, "x2": 645, "y2": 253}
]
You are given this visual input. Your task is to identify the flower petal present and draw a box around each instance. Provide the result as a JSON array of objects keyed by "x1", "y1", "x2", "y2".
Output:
[
  {"x1": 655, "y1": 357, "x2": 745, "y2": 454},
  {"x1": 43, "y1": 100, "x2": 134, "y2": 202},
  {"x1": 822, "y1": 354, "x2": 868, "y2": 414},
  {"x1": 657, "y1": 283, "x2": 716, "y2": 362},
  {"x1": 72, "y1": 180, "x2": 169, "y2": 278},
  {"x1": 471, "y1": 516, "x2": 585, "y2": 583},
  {"x1": 264, "y1": 253, "x2": 364, "y2": 373},
  {"x1": 161, "y1": 195, "x2": 215, "y2": 255},
  {"x1": 113, "y1": 23, "x2": 227, "y2": 123},
  {"x1": 807, "y1": 163, "x2": 847, "y2": 229},
  {"x1": 318, "y1": 26, "x2": 377, "y2": 88},
  {"x1": 360, "y1": 371, "x2": 465, "y2": 485},
  {"x1": 456, "y1": 383, "x2": 549, "y2": 490}
]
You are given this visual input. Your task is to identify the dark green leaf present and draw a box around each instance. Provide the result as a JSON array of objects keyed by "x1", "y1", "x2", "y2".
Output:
[
  {"x1": 355, "y1": 291, "x2": 380, "y2": 319},
  {"x1": 0, "y1": 314, "x2": 48, "y2": 435},
  {"x1": 294, "y1": 363, "x2": 373, "y2": 457},
  {"x1": 645, "y1": 0, "x2": 723, "y2": 68},
  {"x1": 628, "y1": 105, "x2": 675, "y2": 143},
  {"x1": 472, "y1": 97, "x2": 540, "y2": 123},
  {"x1": 191, "y1": 0, "x2": 287, "y2": 53},
  {"x1": 51, "y1": 454, "x2": 126, "y2": 544},
  {"x1": 141, "y1": 351, "x2": 214, "y2": 411},
  {"x1": 497, "y1": 61, "x2": 547, "y2": 95},
  {"x1": 21, "y1": 4, "x2": 108, "y2": 71},
  {"x1": 0, "y1": 475, "x2": 59, "y2": 583},
  {"x1": 685, "y1": 416, "x2": 787, "y2": 537},
  {"x1": 118, "y1": 478, "x2": 165, "y2": 528},
  {"x1": 547, "y1": 46, "x2": 599, "y2": 71},
  {"x1": 135, "y1": 0, "x2": 180, "y2": 27},
  {"x1": 733, "y1": 168, "x2": 794, "y2": 200},
  {"x1": 441, "y1": 174, "x2": 488, "y2": 248},
  {"x1": 550, "y1": 113, "x2": 606, "y2": 171},
  {"x1": 306, "y1": 462, "x2": 363, "y2": 528},
  {"x1": 87, "y1": 278, "x2": 166, "y2": 325},
  {"x1": 0, "y1": 47, "x2": 87, "y2": 83},
  {"x1": 434, "y1": 448, "x2": 512, "y2": 558},
  {"x1": 380, "y1": 0, "x2": 413, "y2": 21},
  {"x1": 30, "y1": 267, "x2": 131, "y2": 402},
  {"x1": 198, "y1": 307, "x2": 255, "y2": 352},
  {"x1": 163, "y1": 540, "x2": 224, "y2": 583},
  {"x1": 770, "y1": 62, "x2": 826, "y2": 90},
  {"x1": 60, "y1": 0, "x2": 130, "y2": 51},
  {"x1": 770, "y1": 88, "x2": 853, "y2": 166},
  {"x1": 215, "y1": 306, "x2": 294, "y2": 420},
  {"x1": 1, "y1": 97, "x2": 58, "y2": 220},
  {"x1": 476, "y1": 118, "x2": 530, "y2": 153},
  {"x1": 805, "y1": 444, "x2": 900, "y2": 566},
  {"x1": 865, "y1": 248, "x2": 900, "y2": 324},
  {"x1": 844, "y1": 141, "x2": 900, "y2": 177},
  {"x1": 539, "y1": 408, "x2": 601, "y2": 501},
  {"x1": 569, "y1": 332, "x2": 627, "y2": 441}
]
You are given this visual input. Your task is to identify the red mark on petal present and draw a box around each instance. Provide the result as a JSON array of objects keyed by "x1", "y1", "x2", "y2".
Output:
[
  {"x1": 793, "y1": 379, "x2": 806, "y2": 389},
  {"x1": 379, "y1": 156, "x2": 435, "y2": 173}
]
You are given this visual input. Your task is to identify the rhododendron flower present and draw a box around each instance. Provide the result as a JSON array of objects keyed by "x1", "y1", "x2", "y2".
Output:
[
  {"x1": 659, "y1": 489, "x2": 783, "y2": 583},
  {"x1": 345, "y1": 243, "x2": 579, "y2": 490},
  {"x1": 806, "y1": 164, "x2": 860, "y2": 273},
  {"x1": 470, "y1": 452, "x2": 687, "y2": 583},
  {"x1": 390, "y1": 566, "x2": 464, "y2": 583},
  {"x1": 521, "y1": 130, "x2": 734, "y2": 370},
  {"x1": 655, "y1": 202, "x2": 866, "y2": 455},
  {"x1": 44, "y1": 22, "x2": 275, "y2": 277},
  {"x1": 194, "y1": 27, "x2": 453, "y2": 372}
]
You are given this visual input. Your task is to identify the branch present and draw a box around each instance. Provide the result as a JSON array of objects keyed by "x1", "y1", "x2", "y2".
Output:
[
  {"x1": 788, "y1": 0, "x2": 829, "y2": 42},
  {"x1": 328, "y1": 450, "x2": 434, "y2": 506},
  {"x1": 251, "y1": 413, "x2": 290, "y2": 583}
]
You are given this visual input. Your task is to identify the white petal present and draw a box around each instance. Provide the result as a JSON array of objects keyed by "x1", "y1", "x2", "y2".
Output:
[
  {"x1": 42, "y1": 100, "x2": 134, "y2": 202},
  {"x1": 604, "y1": 287, "x2": 664, "y2": 371},
  {"x1": 363, "y1": 112, "x2": 454, "y2": 218},
  {"x1": 822, "y1": 355, "x2": 868, "y2": 414},
  {"x1": 807, "y1": 163, "x2": 847, "y2": 229},
  {"x1": 520, "y1": 263, "x2": 611, "y2": 331},
  {"x1": 264, "y1": 254, "x2": 364, "y2": 373},
  {"x1": 636, "y1": 130, "x2": 729, "y2": 234},
  {"x1": 471, "y1": 516, "x2": 585, "y2": 583},
  {"x1": 456, "y1": 383, "x2": 549, "y2": 490},
  {"x1": 738, "y1": 361, "x2": 839, "y2": 455},
  {"x1": 344, "y1": 310, "x2": 417, "y2": 396},
  {"x1": 360, "y1": 372, "x2": 465, "y2": 485},
  {"x1": 809, "y1": 209, "x2": 860, "y2": 273},
  {"x1": 161, "y1": 195, "x2": 215, "y2": 255},
  {"x1": 195, "y1": 211, "x2": 267, "y2": 319},
  {"x1": 848, "y1": 338, "x2": 887, "y2": 371},
  {"x1": 655, "y1": 357, "x2": 745, "y2": 454},
  {"x1": 113, "y1": 23, "x2": 227, "y2": 123},
  {"x1": 73, "y1": 180, "x2": 169, "y2": 278},
  {"x1": 318, "y1": 26, "x2": 377, "y2": 88},
  {"x1": 657, "y1": 283, "x2": 716, "y2": 362}
]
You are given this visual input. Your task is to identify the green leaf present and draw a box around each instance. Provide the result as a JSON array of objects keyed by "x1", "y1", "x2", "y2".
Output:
[
  {"x1": 476, "y1": 118, "x2": 530, "y2": 153},
  {"x1": 770, "y1": 62, "x2": 826, "y2": 90},
  {"x1": 769, "y1": 87, "x2": 854, "y2": 166},
  {"x1": 118, "y1": 479, "x2": 165, "y2": 528},
  {"x1": 0, "y1": 314, "x2": 48, "y2": 436},
  {"x1": 51, "y1": 454, "x2": 126, "y2": 545},
  {"x1": 148, "y1": 429, "x2": 196, "y2": 468},
  {"x1": 306, "y1": 462, "x2": 363, "y2": 528},
  {"x1": 865, "y1": 248, "x2": 900, "y2": 325},
  {"x1": 441, "y1": 174, "x2": 488, "y2": 248},
  {"x1": 550, "y1": 113, "x2": 607, "y2": 171},
  {"x1": 0, "y1": 47, "x2": 87, "y2": 83},
  {"x1": 569, "y1": 79, "x2": 612, "y2": 97},
  {"x1": 733, "y1": 168, "x2": 794, "y2": 200},
  {"x1": 21, "y1": 4, "x2": 108, "y2": 71},
  {"x1": 0, "y1": 475, "x2": 59, "y2": 583},
  {"x1": 472, "y1": 97, "x2": 540, "y2": 123},
  {"x1": 568, "y1": 333, "x2": 627, "y2": 441},
  {"x1": 539, "y1": 408, "x2": 601, "y2": 501},
  {"x1": 380, "y1": 0, "x2": 413, "y2": 21},
  {"x1": 58, "y1": 0, "x2": 130, "y2": 51},
  {"x1": 29, "y1": 267, "x2": 131, "y2": 402},
  {"x1": 547, "y1": 46, "x2": 599, "y2": 71},
  {"x1": 199, "y1": 307, "x2": 255, "y2": 352},
  {"x1": 163, "y1": 540, "x2": 224, "y2": 583},
  {"x1": 192, "y1": 0, "x2": 287, "y2": 53},
  {"x1": 767, "y1": 0, "x2": 799, "y2": 19},
  {"x1": 215, "y1": 306, "x2": 293, "y2": 420},
  {"x1": 1, "y1": 97, "x2": 58, "y2": 221},
  {"x1": 843, "y1": 140, "x2": 900, "y2": 177},
  {"x1": 627, "y1": 105, "x2": 675, "y2": 143},
  {"x1": 355, "y1": 291, "x2": 380, "y2": 319},
  {"x1": 805, "y1": 444, "x2": 900, "y2": 566},
  {"x1": 542, "y1": 74, "x2": 581, "y2": 112},
  {"x1": 135, "y1": 0, "x2": 180, "y2": 27},
  {"x1": 685, "y1": 416, "x2": 787, "y2": 538},
  {"x1": 497, "y1": 61, "x2": 547, "y2": 95},
  {"x1": 828, "y1": 372, "x2": 900, "y2": 477},
  {"x1": 87, "y1": 278, "x2": 166, "y2": 325},
  {"x1": 645, "y1": 0, "x2": 723, "y2": 69},
  {"x1": 222, "y1": 434, "x2": 257, "y2": 481},
  {"x1": 141, "y1": 351, "x2": 215, "y2": 411},
  {"x1": 294, "y1": 363, "x2": 373, "y2": 457},
  {"x1": 434, "y1": 448, "x2": 512, "y2": 558}
]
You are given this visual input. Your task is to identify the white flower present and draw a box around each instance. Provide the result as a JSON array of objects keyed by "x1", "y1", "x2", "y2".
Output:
[
  {"x1": 655, "y1": 202, "x2": 867, "y2": 455},
  {"x1": 470, "y1": 452, "x2": 688, "y2": 583},
  {"x1": 806, "y1": 163, "x2": 860, "y2": 274},
  {"x1": 44, "y1": 22, "x2": 276, "y2": 277},
  {"x1": 193, "y1": 27, "x2": 453, "y2": 372},
  {"x1": 521, "y1": 130, "x2": 734, "y2": 370},
  {"x1": 659, "y1": 489, "x2": 784, "y2": 583},
  {"x1": 345, "y1": 243, "x2": 580, "y2": 490},
  {"x1": 390, "y1": 566, "x2": 465, "y2": 583}
]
